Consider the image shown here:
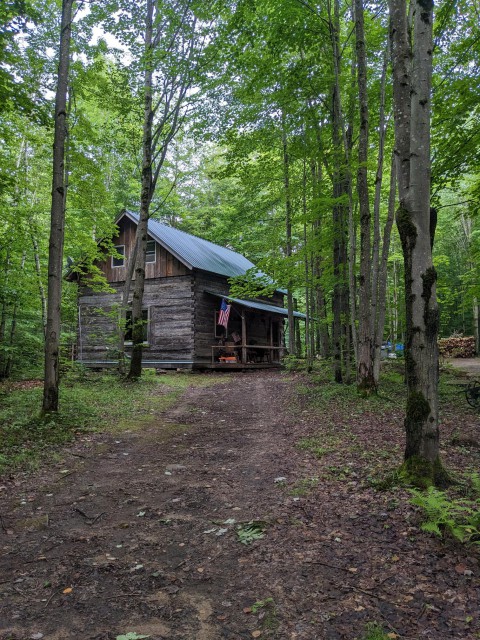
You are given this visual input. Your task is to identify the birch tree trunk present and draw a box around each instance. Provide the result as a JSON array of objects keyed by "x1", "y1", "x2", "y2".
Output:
[
  {"x1": 389, "y1": 0, "x2": 444, "y2": 486},
  {"x1": 42, "y1": 0, "x2": 73, "y2": 413}
]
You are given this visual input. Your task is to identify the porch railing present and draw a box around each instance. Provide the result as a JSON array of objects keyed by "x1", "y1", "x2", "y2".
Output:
[{"x1": 210, "y1": 344, "x2": 284, "y2": 364}]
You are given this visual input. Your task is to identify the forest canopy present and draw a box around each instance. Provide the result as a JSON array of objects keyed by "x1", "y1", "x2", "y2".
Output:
[{"x1": 0, "y1": 0, "x2": 479, "y2": 384}]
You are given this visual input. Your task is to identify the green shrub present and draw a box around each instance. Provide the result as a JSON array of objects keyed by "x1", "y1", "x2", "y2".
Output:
[{"x1": 410, "y1": 478, "x2": 480, "y2": 545}]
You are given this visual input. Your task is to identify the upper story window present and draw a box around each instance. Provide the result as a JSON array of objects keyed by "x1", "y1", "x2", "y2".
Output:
[
  {"x1": 112, "y1": 245, "x2": 125, "y2": 268},
  {"x1": 146, "y1": 240, "x2": 156, "y2": 263}
]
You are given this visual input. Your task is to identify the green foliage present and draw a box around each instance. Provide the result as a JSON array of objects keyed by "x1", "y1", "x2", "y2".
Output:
[
  {"x1": 360, "y1": 622, "x2": 391, "y2": 640},
  {"x1": 282, "y1": 355, "x2": 300, "y2": 371},
  {"x1": 410, "y1": 480, "x2": 480, "y2": 545},
  {"x1": 236, "y1": 521, "x2": 266, "y2": 545},
  {"x1": 228, "y1": 268, "x2": 277, "y2": 300},
  {"x1": 250, "y1": 597, "x2": 279, "y2": 632},
  {"x1": 251, "y1": 597, "x2": 275, "y2": 614}
]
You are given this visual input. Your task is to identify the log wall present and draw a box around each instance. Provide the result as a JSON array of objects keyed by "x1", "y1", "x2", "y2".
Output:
[{"x1": 78, "y1": 275, "x2": 195, "y2": 364}]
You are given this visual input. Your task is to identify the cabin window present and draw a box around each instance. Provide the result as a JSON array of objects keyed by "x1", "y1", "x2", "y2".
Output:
[
  {"x1": 125, "y1": 309, "x2": 149, "y2": 344},
  {"x1": 146, "y1": 240, "x2": 156, "y2": 263},
  {"x1": 112, "y1": 245, "x2": 125, "y2": 268}
]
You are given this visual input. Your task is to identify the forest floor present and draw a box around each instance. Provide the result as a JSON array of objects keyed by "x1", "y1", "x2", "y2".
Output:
[{"x1": 0, "y1": 365, "x2": 479, "y2": 640}]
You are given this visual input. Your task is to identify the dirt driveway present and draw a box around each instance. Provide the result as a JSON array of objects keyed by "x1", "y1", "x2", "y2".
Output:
[
  {"x1": 0, "y1": 371, "x2": 479, "y2": 640},
  {"x1": 448, "y1": 358, "x2": 480, "y2": 377}
]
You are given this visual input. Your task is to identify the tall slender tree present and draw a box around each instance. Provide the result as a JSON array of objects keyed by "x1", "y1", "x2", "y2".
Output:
[
  {"x1": 127, "y1": 0, "x2": 201, "y2": 378},
  {"x1": 42, "y1": 0, "x2": 73, "y2": 413},
  {"x1": 354, "y1": 0, "x2": 375, "y2": 394}
]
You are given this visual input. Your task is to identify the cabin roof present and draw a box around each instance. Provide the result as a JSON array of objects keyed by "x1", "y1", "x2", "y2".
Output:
[
  {"x1": 204, "y1": 290, "x2": 306, "y2": 319},
  {"x1": 122, "y1": 211, "x2": 258, "y2": 279}
]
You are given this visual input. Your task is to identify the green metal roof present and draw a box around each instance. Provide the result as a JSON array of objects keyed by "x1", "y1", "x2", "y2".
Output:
[
  {"x1": 124, "y1": 211, "x2": 258, "y2": 279},
  {"x1": 204, "y1": 290, "x2": 306, "y2": 319}
]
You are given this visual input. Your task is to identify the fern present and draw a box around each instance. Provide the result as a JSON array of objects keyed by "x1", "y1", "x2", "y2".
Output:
[{"x1": 411, "y1": 482, "x2": 480, "y2": 545}]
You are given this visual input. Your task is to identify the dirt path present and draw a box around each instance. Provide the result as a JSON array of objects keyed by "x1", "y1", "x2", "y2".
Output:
[
  {"x1": 1, "y1": 371, "x2": 479, "y2": 640},
  {"x1": 448, "y1": 358, "x2": 480, "y2": 377}
]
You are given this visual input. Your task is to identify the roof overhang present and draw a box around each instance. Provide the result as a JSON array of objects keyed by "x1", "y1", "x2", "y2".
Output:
[{"x1": 204, "y1": 290, "x2": 306, "y2": 319}]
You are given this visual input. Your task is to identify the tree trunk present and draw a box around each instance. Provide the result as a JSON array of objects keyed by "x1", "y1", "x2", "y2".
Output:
[
  {"x1": 373, "y1": 153, "x2": 396, "y2": 383},
  {"x1": 119, "y1": 234, "x2": 138, "y2": 375},
  {"x1": 329, "y1": 0, "x2": 350, "y2": 383},
  {"x1": 474, "y1": 298, "x2": 479, "y2": 356},
  {"x1": 128, "y1": 0, "x2": 155, "y2": 380},
  {"x1": 389, "y1": 0, "x2": 444, "y2": 486},
  {"x1": 42, "y1": 0, "x2": 73, "y2": 413},
  {"x1": 302, "y1": 160, "x2": 313, "y2": 368},
  {"x1": 310, "y1": 161, "x2": 330, "y2": 358},
  {"x1": 282, "y1": 128, "x2": 296, "y2": 356},
  {"x1": 371, "y1": 52, "x2": 389, "y2": 339},
  {"x1": 354, "y1": 0, "x2": 375, "y2": 394}
]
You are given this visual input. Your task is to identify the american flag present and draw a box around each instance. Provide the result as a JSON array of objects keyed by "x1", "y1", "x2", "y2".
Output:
[{"x1": 218, "y1": 298, "x2": 231, "y2": 329}]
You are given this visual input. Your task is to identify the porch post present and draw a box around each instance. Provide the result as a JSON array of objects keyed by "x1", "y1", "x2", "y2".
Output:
[
  {"x1": 269, "y1": 316, "x2": 273, "y2": 363},
  {"x1": 279, "y1": 321, "x2": 285, "y2": 361},
  {"x1": 241, "y1": 309, "x2": 247, "y2": 364}
]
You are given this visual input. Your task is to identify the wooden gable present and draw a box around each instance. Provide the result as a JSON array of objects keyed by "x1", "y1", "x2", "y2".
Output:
[{"x1": 101, "y1": 216, "x2": 190, "y2": 283}]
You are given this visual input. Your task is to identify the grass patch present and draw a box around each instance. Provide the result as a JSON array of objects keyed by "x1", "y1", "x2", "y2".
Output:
[
  {"x1": 360, "y1": 622, "x2": 391, "y2": 640},
  {"x1": 296, "y1": 435, "x2": 332, "y2": 458},
  {"x1": 288, "y1": 476, "x2": 319, "y2": 497},
  {"x1": 297, "y1": 364, "x2": 407, "y2": 414},
  {"x1": 0, "y1": 370, "x2": 226, "y2": 473}
]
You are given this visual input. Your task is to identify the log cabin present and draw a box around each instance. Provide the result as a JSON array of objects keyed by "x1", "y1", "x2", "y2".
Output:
[{"x1": 71, "y1": 210, "x2": 305, "y2": 369}]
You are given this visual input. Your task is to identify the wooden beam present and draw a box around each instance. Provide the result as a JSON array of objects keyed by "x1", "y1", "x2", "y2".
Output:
[{"x1": 241, "y1": 309, "x2": 247, "y2": 364}]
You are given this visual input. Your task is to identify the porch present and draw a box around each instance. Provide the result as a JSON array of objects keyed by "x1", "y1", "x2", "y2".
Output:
[{"x1": 204, "y1": 290, "x2": 305, "y2": 367}]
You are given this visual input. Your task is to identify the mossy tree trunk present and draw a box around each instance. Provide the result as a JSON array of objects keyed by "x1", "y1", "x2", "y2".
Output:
[{"x1": 389, "y1": 0, "x2": 443, "y2": 486}]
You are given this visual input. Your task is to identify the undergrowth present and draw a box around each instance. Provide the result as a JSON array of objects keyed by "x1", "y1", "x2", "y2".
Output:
[
  {"x1": 0, "y1": 370, "x2": 225, "y2": 473},
  {"x1": 360, "y1": 622, "x2": 392, "y2": 640},
  {"x1": 410, "y1": 474, "x2": 480, "y2": 546}
]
